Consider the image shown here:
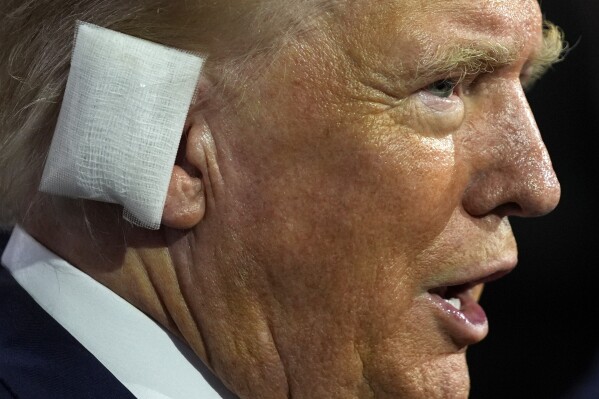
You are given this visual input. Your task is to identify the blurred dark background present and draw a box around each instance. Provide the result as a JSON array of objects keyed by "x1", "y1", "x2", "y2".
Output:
[{"x1": 468, "y1": 1, "x2": 599, "y2": 398}]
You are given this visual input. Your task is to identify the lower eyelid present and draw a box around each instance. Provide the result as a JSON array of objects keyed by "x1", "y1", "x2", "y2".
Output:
[{"x1": 417, "y1": 91, "x2": 462, "y2": 112}]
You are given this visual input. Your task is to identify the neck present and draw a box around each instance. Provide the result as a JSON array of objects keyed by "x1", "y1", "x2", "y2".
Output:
[{"x1": 21, "y1": 198, "x2": 211, "y2": 366}]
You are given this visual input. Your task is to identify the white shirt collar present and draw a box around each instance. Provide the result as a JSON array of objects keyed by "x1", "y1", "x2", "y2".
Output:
[{"x1": 1, "y1": 225, "x2": 238, "y2": 399}]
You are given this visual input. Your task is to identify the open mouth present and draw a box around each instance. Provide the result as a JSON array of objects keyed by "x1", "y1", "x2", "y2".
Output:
[
  {"x1": 429, "y1": 282, "x2": 486, "y2": 324},
  {"x1": 426, "y1": 270, "x2": 511, "y2": 347},
  {"x1": 431, "y1": 284, "x2": 471, "y2": 310},
  {"x1": 429, "y1": 270, "x2": 510, "y2": 309}
]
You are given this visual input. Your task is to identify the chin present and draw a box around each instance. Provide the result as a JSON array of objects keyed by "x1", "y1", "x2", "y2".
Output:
[{"x1": 366, "y1": 351, "x2": 471, "y2": 399}]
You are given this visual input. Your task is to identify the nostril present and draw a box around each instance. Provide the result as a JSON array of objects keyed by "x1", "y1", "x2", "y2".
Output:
[{"x1": 493, "y1": 202, "x2": 522, "y2": 218}]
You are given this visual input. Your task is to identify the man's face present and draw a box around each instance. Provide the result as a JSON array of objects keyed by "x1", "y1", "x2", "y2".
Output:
[{"x1": 195, "y1": 0, "x2": 560, "y2": 397}]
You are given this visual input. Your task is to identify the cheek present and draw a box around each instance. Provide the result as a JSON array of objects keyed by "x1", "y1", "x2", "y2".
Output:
[
  {"x1": 359, "y1": 131, "x2": 462, "y2": 254},
  {"x1": 239, "y1": 131, "x2": 460, "y2": 252},
  {"x1": 224, "y1": 120, "x2": 463, "y2": 318}
]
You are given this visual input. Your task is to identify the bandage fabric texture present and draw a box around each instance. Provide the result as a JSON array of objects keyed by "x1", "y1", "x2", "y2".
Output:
[{"x1": 40, "y1": 22, "x2": 204, "y2": 229}]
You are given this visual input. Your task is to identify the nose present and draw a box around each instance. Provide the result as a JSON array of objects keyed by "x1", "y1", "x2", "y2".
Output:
[{"x1": 462, "y1": 83, "x2": 561, "y2": 218}]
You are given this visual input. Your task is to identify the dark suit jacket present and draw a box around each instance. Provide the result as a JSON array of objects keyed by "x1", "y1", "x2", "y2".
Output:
[{"x1": 0, "y1": 233, "x2": 136, "y2": 399}]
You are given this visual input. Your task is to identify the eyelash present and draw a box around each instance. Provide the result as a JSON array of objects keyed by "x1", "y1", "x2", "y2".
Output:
[
  {"x1": 425, "y1": 79, "x2": 461, "y2": 98},
  {"x1": 426, "y1": 67, "x2": 535, "y2": 100},
  {"x1": 423, "y1": 70, "x2": 491, "y2": 99}
]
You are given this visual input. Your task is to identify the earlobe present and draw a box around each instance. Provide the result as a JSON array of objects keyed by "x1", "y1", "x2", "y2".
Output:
[{"x1": 162, "y1": 165, "x2": 206, "y2": 229}]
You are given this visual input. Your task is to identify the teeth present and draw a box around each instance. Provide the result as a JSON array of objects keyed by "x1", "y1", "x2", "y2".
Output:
[{"x1": 445, "y1": 297, "x2": 462, "y2": 310}]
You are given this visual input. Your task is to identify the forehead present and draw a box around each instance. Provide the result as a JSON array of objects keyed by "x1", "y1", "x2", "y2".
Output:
[
  {"x1": 417, "y1": 0, "x2": 541, "y2": 34},
  {"x1": 326, "y1": 0, "x2": 543, "y2": 73},
  {"x1": 330, "y1": 0, "x2": 541, "y2": 34}
]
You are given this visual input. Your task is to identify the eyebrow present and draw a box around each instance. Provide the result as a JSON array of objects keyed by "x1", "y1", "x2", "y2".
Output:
[
  {"x1": 524, "y1": 20, "x2": 568, "y2": 89},
  {"x1": 413, "y1": 19, "x2": 567, "y2": 87}
]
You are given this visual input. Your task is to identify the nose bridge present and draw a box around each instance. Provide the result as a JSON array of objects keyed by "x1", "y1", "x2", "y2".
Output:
[{"x1": 464, "y1": 82, "x2": 561, "y2": 218}]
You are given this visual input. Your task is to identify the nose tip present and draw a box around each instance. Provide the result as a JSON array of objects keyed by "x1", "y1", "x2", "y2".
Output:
[
  {"x1": 514, "y1": 155, "x2": 561, "y2": 217},
  {"x1": 462, "y1": 85, "x2": 561, "y2": 219},
  {"x1": 463, "y1": 155, "x2": 561, "y2": 219}
]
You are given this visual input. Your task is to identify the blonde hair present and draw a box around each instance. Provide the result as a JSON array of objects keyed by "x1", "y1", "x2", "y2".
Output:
[
  {"x1": 0, "y1": 0, "x2": 332, "y2": 229},
  {"x1": 415, "y1": 20, "x2": 566, "y2": 88}
]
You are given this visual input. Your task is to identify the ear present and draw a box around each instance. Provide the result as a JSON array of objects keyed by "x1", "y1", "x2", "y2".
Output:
[{"x1": 161, "y1": 111, "x2": 212, "y2": 229}]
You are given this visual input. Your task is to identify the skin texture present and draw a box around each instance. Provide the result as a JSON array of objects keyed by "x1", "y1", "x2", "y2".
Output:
[{"x1": 24, "y1": 0, "x2": 561, "y2": 398}]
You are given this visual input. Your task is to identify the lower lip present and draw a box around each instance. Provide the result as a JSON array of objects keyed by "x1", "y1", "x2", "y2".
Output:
[{"x1": 427, "y1": 290, "x2": 489, "y2": 348}]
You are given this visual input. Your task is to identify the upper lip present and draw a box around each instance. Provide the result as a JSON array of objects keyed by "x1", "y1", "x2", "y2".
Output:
[{"x1": 427, "y1": 257, "x2": 517, "y2": 297}]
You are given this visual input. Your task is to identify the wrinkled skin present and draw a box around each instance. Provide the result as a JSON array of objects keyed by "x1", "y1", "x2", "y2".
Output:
[
  {"x1": 28, "y1": 0, "x2": 561, "y2": 398},
  {"x1": 173, "y1": 0, "x2": 560, "y2": 398},
  {"x1": 170, "y1": 0, "x2": 560, "y2": 398}
]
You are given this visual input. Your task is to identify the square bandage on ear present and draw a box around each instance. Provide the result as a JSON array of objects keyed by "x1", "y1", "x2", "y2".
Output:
[{"x1": 40, "y1": 21, "x2": 204, "y2": 229}]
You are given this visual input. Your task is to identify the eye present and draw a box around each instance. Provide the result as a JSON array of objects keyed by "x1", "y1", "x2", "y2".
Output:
[{"x1": 425, "y1": 79, "x2": 459, "y2": 98}]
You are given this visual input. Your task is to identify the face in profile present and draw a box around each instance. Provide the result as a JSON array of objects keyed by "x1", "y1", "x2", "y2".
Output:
[{"x1": 187, "y1": 0, "x2": 562, "y2": 397}]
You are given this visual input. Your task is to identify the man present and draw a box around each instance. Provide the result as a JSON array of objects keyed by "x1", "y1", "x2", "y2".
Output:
[{"x1": 0, "y1": 0, "x2": 565, "y2": 398}]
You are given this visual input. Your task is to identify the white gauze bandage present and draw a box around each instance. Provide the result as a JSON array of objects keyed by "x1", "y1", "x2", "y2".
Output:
[{"x1": 39, "y1": 21, "x2": 205, "y2": 229}]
